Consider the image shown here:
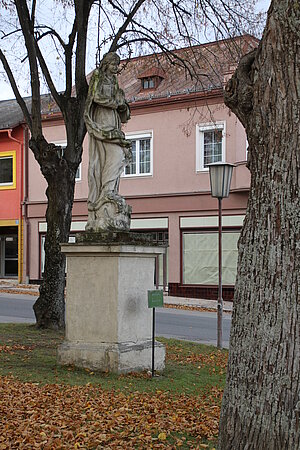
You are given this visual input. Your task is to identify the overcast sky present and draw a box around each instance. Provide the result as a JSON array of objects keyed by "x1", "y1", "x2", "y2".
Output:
[{"x1": 0, "y1": 0, "x2": 271, "y2": 102}]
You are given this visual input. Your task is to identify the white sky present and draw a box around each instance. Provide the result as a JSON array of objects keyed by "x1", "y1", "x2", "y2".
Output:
[{"x1": 0, "y1": 0, "x2": 271, "y2": 102}]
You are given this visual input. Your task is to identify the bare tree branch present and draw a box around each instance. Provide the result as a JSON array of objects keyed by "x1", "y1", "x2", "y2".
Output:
[
  {"x1": 14, "y1": 0, "x2": 42, "y2": 137},
  {"x1": 34, "y1": 40, "x2": 63, "y2": 110},
  {"x1": 0, "y1": 27, "x2": 22, "y2": 39},
  {"x1": 64, "y1": 15, "x2": 78, "y2": 97},
  {"x1": 109, "y1": 0, "x2": 147, "y2": 52},
  {"x1": 35, "y1": 26, "x2": 67, "y2": 49},
  {"x1": 0, "y1": 48, "x2": 32, "y2": 130},
  {"x1": 31, "y1": 0, "x2": 36, "y2": 24}
]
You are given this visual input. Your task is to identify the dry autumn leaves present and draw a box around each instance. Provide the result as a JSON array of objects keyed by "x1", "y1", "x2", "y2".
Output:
[
  {"x1": 0, "y1": 327, "x2": 228, "y2": 449},
  {"x1": 0, "y1": 378, "x2": 223, "y2": 449}
]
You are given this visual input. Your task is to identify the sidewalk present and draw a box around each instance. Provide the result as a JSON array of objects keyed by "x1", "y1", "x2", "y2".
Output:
[
  {"x1": 0, "y1": 279, "x2": 39, "y2": 296},
  {"x1": 165, "y1": 295, "x2": 233, "y2": 312},
  {"x1": 0, "y1": 279, "x2": 233, "y2": 312}
]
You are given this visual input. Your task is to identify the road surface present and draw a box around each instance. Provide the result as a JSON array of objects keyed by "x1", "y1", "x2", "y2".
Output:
[
  {"x1": 0, "y1": 292, "x2": 231, "y2": 347},
  {"x1": 156, "y1": 308, "x2": 231, "y2": 347},
  {"x1": 0, "y1": 293, "x2": 36, "y2": 323}
]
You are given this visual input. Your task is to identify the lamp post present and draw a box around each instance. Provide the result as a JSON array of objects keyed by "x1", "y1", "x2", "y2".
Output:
[{"x1": 208, "y1": 162, "x2": 234, "y2": 349}]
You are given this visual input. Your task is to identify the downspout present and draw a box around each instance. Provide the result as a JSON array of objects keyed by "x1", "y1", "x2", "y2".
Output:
[{"x1": 23, "y1": 126, "x2": 30, "y2": 283}]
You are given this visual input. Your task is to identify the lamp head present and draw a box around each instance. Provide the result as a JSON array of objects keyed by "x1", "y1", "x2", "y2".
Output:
[{"x1": 208, "y1": 162, "x2": 235, "y2": 199}]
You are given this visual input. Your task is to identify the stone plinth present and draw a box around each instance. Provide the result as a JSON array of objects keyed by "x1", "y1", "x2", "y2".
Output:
[{"x1": 58, "y1": 238, "x2": 166, "y2": 373}]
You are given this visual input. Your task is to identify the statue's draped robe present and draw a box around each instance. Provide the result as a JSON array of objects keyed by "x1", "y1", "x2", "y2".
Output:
[{"x1": 85, "y1": 73, "x2": 128, "y2": 213}]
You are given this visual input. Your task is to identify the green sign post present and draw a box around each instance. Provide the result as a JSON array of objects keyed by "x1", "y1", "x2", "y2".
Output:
[
  {"x1": 148, "y1": 289, "x2": 164, "y2": 308},
  {"x1": 148, "y1": 289, "x2": 164, "y2": 377}
]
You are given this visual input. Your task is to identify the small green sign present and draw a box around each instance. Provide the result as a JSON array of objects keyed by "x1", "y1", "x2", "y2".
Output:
[{"x1": 148, "y1": 290, "x2": 164, "y2": 308}]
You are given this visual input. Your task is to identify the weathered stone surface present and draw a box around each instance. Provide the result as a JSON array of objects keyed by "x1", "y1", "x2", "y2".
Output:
[
  {"x1": 58, "y1": 243, "x2": 166, "y2": 373},
  {"x1": 58, "y1": 340, "x2": 165, "y2": 373},
  {"x1": 84, "y1": 52, "x2": 132, "y2": 232},
  {"x1": 75, "y1": 230, "x2": 166, "y2": 247}
]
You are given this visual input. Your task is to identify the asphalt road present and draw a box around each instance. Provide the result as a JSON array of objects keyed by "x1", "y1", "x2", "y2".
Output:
[
  {"x1": 0, "y1": 293, "x2": 231, "y2": 347},
  {"x1": 156, "y1": 308, "x2": 231, "y2": 348},
  {"x1": 0, "y1": 293, "x2": 36, "y2": 323}
]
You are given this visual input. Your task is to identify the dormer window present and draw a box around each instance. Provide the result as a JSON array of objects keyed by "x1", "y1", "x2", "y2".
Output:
[
  {"x1": 142, "y1": 77, "x2": 156, "y2": 89},
  {"x1": 138, "y1": 67, "x2": 166, "y2": 91}
]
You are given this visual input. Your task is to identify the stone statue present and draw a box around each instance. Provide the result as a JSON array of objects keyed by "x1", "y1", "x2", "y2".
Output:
[{"x1": 84, "y1": 52, "x2": 132, "y2": 232}]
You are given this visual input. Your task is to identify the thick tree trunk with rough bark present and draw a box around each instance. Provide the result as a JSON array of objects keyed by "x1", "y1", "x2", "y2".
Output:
[
  {"x1": 219, "y1": 1, "x2": 300, "y2": 448},
  {"x1": 1, "y1": 0, "x2": 92, "y2": 330},
  {"x1": 31, "y1": 138, "x2": 77, "y2": 329}
]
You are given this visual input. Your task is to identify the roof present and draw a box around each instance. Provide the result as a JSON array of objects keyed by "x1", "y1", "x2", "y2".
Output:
[
  {"x1": 117, "y1": 35, "x2": 258, "y2": 103},
  {"x1": 0, "y1": 93, "x2": 62, "y2": 129},
  {"x1": 137, "y1": 67, "x2": 166, "y2": 79},
  {"x1": 0, "y1": 97, "x2": 31, "y2": 130},
  {"x1": 0, "y1": 35, "x2": 258, "y2": 127}
]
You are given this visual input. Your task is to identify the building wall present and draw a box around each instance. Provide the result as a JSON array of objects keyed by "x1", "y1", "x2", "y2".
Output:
[
  {"x1": 26, "y1": 94, "x2": 250, "y2": 299},
  {"x1": 0, "y1": 127, "x2": 23, "y2": 219},
  {"x1": 27, "y1": 120, "x2": 89, "y2": 203},
  {"x1": 0, "y1": 126, "x2": 24, "y2": 280},
  {"x1": 120, "y1": 102, "x2": 248, "y2": 196},
  {"x1": 27, "y1": 99, "x2": 249, "y2": 203}
]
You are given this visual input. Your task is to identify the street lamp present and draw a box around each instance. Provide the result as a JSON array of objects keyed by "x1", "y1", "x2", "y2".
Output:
[{"x1": 208, "y1": 162, "x2": 234, "y2": 349}]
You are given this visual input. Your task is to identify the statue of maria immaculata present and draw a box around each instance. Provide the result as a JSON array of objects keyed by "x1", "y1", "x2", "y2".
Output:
[{"x1": 84, "y1": 52, "x2": 132, "y2": 232}]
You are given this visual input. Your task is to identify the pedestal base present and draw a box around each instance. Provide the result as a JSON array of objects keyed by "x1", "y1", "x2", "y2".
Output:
[
  {"x1": 58, "y1": 340, "x2": 165, "y2": 373},
  {"x1": 58, "y1": 238, "x2": 166, "y2": 374}
]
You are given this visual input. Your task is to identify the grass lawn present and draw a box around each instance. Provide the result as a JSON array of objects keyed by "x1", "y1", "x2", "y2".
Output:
[{"x1": 0, "y1": 324, "x2": 228, "y2": 449}]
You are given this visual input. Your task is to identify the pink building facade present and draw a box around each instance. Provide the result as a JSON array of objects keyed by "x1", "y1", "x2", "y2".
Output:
[{"x1": 22, "y1": 38, "x2": 254, "y2": 299}]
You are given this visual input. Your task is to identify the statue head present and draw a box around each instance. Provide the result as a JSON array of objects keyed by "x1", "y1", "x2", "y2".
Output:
[{"x1": 99, "y1": 52, "x2": 120, "y2": 74}]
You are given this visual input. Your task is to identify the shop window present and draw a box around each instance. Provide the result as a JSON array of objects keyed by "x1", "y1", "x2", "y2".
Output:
[
  {"x1": 182, "y1": 231, "x2": 239, "y2": 285},
  {"x1": 124, "y1": 132, "x2": 153, "y2": 177},
  {"x1": 196, "y1": 122, "x2": 226, "y2": 171},
  {"x1": 134, "y1": 230, "x2": 168, "y2": 288},
  {"x1": 0, "y1": 151, "x2": 16, "y2": 190}
]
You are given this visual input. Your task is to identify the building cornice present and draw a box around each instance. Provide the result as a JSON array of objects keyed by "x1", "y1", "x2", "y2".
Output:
[
  {"x1": 129, "y1": 88, "x2": 224, "y2": 114},
  {"x1": 26, "y1": 186, "x2": 249, "y2": 207}
]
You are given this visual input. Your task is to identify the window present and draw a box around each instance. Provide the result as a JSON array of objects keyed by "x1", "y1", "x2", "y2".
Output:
[
  {"x1": 124, "y1": 132, "x2": 153, "y2": 177},
  {"x1": 196, "y1": 122, "x2": 226, "y2": 171},
  {"x1": 138, "y1": 68, "x2": 165, "y2": 91},
  {"x1": 54, "y1": 142, "x2": 81, "y2": 181},
  {"x1": 75, "y1": 164, "x2": 81, "y2": 181},
  {"x1": 142, "y1": 77, "x2": 156, "y2": 89},
  {"x1": 133, "y1": 230, "x2": 169, "y2": 289},
  {"x1": 0, "y1": 151, "x2": 16, "y2": 190},
  {"x1": 182, "y1": 231, "x2": 239, "y2": 286}
]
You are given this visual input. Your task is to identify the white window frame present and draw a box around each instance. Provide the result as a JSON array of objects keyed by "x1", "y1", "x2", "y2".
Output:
[
  {"x1": 196, "y1": 122, "x2": 226, "y2": 172},
  {"x1": 53, "y1": 140, "x2": 81, "y2": 181},
  {"x1": 75, "y1": 163, "x2": 81, "y2": 182},
  {"x1": 123, "y1": 131, "x2": 153, "y2": 177}
]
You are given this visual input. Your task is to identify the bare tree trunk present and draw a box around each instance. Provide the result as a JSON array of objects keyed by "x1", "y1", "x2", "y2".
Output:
[
  {"x1": 31, "y1": 139, "x2": 76, "y2": 329},
  {"x1": 219, "y1": 1, "x2": 300, "y2": 448}
]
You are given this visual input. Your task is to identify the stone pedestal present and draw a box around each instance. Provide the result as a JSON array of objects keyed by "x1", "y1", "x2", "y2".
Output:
[{"x1": 58, "y1": 237, "x2": 166, "y2": 373}]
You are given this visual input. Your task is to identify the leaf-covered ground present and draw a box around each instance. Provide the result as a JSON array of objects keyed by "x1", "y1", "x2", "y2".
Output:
[{"x1": 0, "y1": 324, "x2": 228, "y2": 449}]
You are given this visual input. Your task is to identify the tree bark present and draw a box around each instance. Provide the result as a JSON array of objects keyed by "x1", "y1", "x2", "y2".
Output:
[
  {"x1": 31, "y1": 138, "x2": 77, "y2": 329},
  {"x1": 219, "y1": 1, "x2": 300, "y2": 448}
]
